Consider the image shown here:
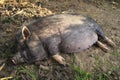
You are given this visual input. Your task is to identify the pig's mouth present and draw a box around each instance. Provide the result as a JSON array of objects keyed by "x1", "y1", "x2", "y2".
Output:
[
  {"x1": 11, "y1": 52, "x2": 25, "y2": 64},
  {"x1": 11, "y1": 56, "x2": 24, "y2": 64},
  {"x1": 11, "y1": 59, "x2": 16, "y2": 64},
  {"x1": 11, "y1": 50, "x2": 35, "y2": 64}
]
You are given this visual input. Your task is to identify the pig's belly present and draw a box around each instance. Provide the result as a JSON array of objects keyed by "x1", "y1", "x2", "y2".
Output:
[{"x1": 60, "y1": 30, "x2": 98, "y2": 53}]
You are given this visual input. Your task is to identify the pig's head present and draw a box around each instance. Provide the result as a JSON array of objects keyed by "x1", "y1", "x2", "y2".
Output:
[{"x1": 12, "y1": 26, "x2": 47, "y2": 64}]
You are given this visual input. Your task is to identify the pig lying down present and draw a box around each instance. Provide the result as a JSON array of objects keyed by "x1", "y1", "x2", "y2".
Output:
[{"x1": 11, "y1": 13, "x2": 115, "y2": 65}]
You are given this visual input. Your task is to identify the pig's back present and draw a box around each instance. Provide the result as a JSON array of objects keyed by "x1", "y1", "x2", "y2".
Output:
[{"x1": 27, "y1": 13, "x2": 97, "y2": 39}]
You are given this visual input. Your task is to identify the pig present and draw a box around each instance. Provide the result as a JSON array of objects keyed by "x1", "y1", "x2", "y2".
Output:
[{"x1": 11, "y1": 13, "x2": 115, "y2": 65}]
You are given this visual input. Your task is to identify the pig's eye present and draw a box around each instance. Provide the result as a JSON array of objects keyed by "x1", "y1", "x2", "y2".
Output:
[
  {"x1": 19, "y1": 39, "x2": 24, "y2": 46},
  {"x1": 20, "y1": 39, "x2": 24, "y2": 43},
  {"x1": 18, "y1": 39, "x2": 26, "y2": 50}
]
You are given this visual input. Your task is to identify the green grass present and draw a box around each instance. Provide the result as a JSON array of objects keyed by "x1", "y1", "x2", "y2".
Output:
[
  {"x1": 13, "y1": 65, "x2": 37, "y2": 80},
  {"x1": 69, "y1": 53, "x2": 120, "y2": 80},
  {"x1": 93, "y1": 70, "x2": 111, "y2": 80},
  {"x1": 70, "y1": 63, "x2": 116, "y2": 80},
  {"x1": 70, "y1": 65, "x2": 91, "y2": 80}
]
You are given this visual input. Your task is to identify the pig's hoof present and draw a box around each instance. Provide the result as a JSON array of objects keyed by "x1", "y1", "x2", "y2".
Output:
[
  {"x1": 104, "y1": 36, "x2": 116, "y2": 47},
  {"x1": 52, "y1": 54, "x2": 66, "y2": 65}
]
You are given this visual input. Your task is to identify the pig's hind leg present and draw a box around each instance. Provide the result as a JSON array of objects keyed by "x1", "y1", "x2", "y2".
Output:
[
  {"x1": 96, "y1": 41, "x2": 110, "y2": 52},
  {"x1": 96, "y1": 25, "x2": 116, "y2": 47},
  {"x1": 46, "y1": 36, "x2": 66, "y2": 65},
  {"x1": 103, "y1": 36, "x2": 116, "y2": 47}
]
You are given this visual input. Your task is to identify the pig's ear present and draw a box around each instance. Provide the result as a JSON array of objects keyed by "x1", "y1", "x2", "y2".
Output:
[{"x1": 22, "y1": 26, "x2": 31, "y2": 40}]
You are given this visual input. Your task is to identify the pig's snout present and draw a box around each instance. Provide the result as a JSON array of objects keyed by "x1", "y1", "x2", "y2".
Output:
[{"x1": 11, "y1": 52, "x2": 25, "y2": 64}]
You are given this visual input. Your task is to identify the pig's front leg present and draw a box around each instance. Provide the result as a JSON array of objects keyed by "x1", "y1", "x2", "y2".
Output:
[
  {"x1": 46, "y1": 36, "x2": 66, "y2": 65},
  {"x1": 52, "y1": 53, "x2": 66, "y2": 65}
]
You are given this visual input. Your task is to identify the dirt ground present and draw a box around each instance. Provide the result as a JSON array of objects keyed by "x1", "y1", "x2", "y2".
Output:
[{"x1": 0, "y1": 0, "x2": 120, "y2": 80}]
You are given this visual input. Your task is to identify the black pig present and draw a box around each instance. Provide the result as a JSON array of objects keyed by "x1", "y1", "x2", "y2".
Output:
[{"x1": 12, "y1": 13, "x2": 115, "y2": 65}]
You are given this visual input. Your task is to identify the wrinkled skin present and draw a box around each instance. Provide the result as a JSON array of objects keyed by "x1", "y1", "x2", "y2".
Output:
[{"x1": 12, "y1": 13, "x2": 115, "y2": 65}]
